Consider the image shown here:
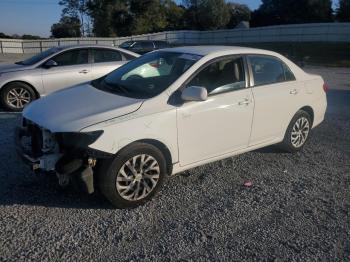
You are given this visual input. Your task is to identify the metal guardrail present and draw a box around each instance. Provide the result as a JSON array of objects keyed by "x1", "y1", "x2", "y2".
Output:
[{"x1": 1, "y1": 23, "x2": 350, "y2": 54}]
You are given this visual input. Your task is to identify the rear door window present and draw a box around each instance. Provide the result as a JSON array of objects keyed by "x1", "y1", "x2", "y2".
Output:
[
  {"x1": 248, "y1": 55, "x2": 295, "y2": 86},
  {"x1": 92, "y1": 48, "x2": 122, "y2": 63}
]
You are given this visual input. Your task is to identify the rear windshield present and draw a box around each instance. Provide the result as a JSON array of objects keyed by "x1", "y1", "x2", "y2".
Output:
[{"x1": 119, "y1": 41, "x2": 134, "y2": 48}]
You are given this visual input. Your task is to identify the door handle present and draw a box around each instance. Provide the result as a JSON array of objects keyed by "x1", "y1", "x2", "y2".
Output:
[
  {"x1": 238, "y1": 98, "x2": 250, "y2": 106},
  {"x1": 79, "y1": 69, "x2": 89, "y2": 74},
  {"x1": 290, "y1": 89, "x2": 298, "y2": 95}
]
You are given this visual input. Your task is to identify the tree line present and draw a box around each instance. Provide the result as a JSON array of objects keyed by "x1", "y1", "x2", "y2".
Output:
[
  {"x1": 46, "y1": 0, "x2": 350, "y2": 38},
  {"x1": 0, "y1": 32, "x2": 42, "y2": 40}
]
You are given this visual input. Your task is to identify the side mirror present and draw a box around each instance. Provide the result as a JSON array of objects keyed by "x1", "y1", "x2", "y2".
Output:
[
  {"x1": 44, "y1": 59, "x2": 58, "y2": 68},
  {"x1": 181, "y1": 86, "x2": 208, "y2": 102}
]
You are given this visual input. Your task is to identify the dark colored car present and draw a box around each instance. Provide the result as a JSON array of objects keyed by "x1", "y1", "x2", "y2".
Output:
[{"x1": 119, "y1": 40, "x2": 170, "y2": 55}]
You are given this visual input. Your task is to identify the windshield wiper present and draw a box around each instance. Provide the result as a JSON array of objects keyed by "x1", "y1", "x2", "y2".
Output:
[{"x1": 15, "y1": 61, "x2": 24, "y2": 65}]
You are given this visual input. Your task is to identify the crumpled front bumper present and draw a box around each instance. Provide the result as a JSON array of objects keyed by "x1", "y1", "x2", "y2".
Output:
[
  {"x1": 15, "y1": 125, "x2": 96, "y2": 193},
  {"x1": 15, "y1": 127, "x2": 41, "y2": 171}
]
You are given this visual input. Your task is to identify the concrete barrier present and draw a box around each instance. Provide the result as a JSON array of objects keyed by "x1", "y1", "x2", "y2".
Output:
[{"x1": 1, "y1": 23, "x2": 350, "y2": 54}]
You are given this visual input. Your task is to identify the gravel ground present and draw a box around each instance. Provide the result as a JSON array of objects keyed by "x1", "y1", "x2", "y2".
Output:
[{"x1": 0, "y1": 90, "x2": 349, "y2": 261}]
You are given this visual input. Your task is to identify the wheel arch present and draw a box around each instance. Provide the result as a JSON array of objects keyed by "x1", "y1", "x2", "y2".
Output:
[
  {"x1": 1, "y1": 80, "x2": 40, "y2": 99},
  {"x1": 299, "y1": 105, "x2": 314, "y2": 127},
  {"x1": 117, "y1": 139, "x2": 174, "y2": 175},
  {"x1": 282, "y1": 105, "x2": 315, "y2": 140}
]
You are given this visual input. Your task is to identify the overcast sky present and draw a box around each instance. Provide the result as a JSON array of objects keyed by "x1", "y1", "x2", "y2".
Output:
[{"x1": 0, "y1": 0, "x2": 335, "y2": 37}]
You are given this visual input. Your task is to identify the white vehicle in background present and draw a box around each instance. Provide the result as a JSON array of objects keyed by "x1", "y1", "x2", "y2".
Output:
[
  {"x1": 16, "y1": 46, "x2": 327, "y2": 208},
  {"x1": 0, "y1": 45, "x2": 139, "y2": 111}
]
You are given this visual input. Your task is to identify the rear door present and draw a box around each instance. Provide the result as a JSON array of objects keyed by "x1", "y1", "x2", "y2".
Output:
[
  {"x1": 41, "y1": 48, "x2": 91, "y2": 94},
  {"x1": 91, "y1": 48, "x2": 126, "y2": 79},
  {"x1": 248, "y1": 55, "x2": 300, "y2": 145}
]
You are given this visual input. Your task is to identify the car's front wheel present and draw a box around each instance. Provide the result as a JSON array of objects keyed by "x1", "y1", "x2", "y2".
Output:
[
  {"x1": 0, "y1": 82, "x2": 36, "y2": 111},
  {"x1": 98, "y1": 142, "x2": 167, "y2": 208},
  {"x1": 280, "y1": 110, "x2": 312, "y2": 152}
]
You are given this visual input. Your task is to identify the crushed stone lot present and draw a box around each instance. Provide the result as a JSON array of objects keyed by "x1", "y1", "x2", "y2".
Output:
[{"x1": 0, "y1": 90, "x2": 349, "y2": 261}]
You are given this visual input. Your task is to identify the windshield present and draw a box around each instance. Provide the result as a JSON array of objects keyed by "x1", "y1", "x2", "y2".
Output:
[
  {"x1": 93, "y1": 51, "x2": 202, "y2": 99},
  {"x1": 119, "y1": 41, "x2": 134, "y2": 48},
  {"x1": 19, "y1": 47, "x2": 61, "y2": 65}
]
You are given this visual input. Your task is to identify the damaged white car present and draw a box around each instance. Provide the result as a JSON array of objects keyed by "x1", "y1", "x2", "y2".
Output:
[{"x1": 16, "y1": 46, "x2": 327, "y2": 208}]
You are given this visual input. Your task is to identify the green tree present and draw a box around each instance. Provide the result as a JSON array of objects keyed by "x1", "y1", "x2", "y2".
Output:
[
  {"x1": 21, "y1": 34, "x2": 41, "y2": 40},
  {"x1": 336, "y1": 0, "x2": 350, "y2": 21},
  {"x1": 226, "y1": 3, "x2": 251, "y2": 28},
  {"x1": 0, "y1": 32, "x2": 11, "y2": 39},
  {"x1": 112, "y1": 9, "x2": 133, "y2": 36},
  {"x1": 251, "y1": 0, "x2": 333, "y2": 27},
  {"x1": 129, "y1": 0, "x2": 168, "y2": 34},
  {"x1": 51, "y1": 16, "x2": 82, "y2": 38},
  {"x1": 59, "y1": 0, "x2": 90, "y2": 36},
  {"x1": 164, "y1": 0, "x2": 186, "y2": 30},
  {"x1": 184, "y1": 0, "x2": 230, "y2": 30},
  {"x1": 87, "y1": 0, "x2": 119, "y2": 37}
]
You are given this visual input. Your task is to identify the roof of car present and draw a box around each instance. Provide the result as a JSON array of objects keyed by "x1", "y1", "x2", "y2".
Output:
[
  {"x1": 121, "y1": 40, "x2": 167, "y2": 43},
  {"x1": 48, "y1": 44, "x2": 140, "y2": 57},
  {"x1": 161, "y1": 45, "x2": 277, "y2": 57},
  {"x1": 57, "y1": 44, "x2": 120, "y2": 50}
]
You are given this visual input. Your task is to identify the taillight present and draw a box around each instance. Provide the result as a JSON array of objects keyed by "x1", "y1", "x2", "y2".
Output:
[{"x1": 323, "y1": 83, "x2": 329, "y2": 92}]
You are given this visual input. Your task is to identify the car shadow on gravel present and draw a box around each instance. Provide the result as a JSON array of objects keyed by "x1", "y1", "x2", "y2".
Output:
[{"x1": 0, "y1": 167, "x2": 115, "y2": 209}]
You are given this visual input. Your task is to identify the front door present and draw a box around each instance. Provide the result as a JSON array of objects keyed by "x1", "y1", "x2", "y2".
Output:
[
  {"x1": 41, "y1": 48, "x2": 92, "y2": 95},
  {"x1": 177, "y1": 56, "x2": 254, "y2": 166}
]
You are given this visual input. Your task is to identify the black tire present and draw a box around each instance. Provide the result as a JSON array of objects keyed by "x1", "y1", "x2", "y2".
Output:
[
  {"x1": 280, "y1": 110, "x2": 312, "y2": 153},
  {"x1": 98, "y1": 142, "x2": 167, "y2": 209},
  {"x1": 0, "y1": 82, "x2": 36, "y2": 112}
]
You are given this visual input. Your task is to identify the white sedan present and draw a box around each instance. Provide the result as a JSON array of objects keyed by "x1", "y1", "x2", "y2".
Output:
[{"x1": 17, "y1": 46, "x2": 327, "y2": 208}]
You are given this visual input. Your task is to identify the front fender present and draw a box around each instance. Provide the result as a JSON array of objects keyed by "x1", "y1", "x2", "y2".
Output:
[{"x1": 82, "y1": 109, "x2": 179, "y2": 163}]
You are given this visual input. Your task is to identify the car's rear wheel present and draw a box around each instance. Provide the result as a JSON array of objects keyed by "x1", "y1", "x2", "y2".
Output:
[
  {"x1": 280, "y1": 110, "x2": 312, "y2": 152},
  {"x1": 0, "y1": 82, "x2": 36, "y2": 111},
  {"x1": 98, "y1": 142, "x2": 167, "y2": 208}
]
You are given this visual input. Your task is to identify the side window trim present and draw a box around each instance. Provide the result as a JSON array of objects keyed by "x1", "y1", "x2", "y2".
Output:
[
  {"x1": 245, "y1": 54, "x2": 255, "y2": 87},
  {"x1": 180, "y1": 54, "x2": 249, "y2": 93},
  {"x1": 49, "y1": 48, "x2": 89, "y2": 67},
  {"x1": 247, "y1": 54, "x2": 296, "y2": 87}
]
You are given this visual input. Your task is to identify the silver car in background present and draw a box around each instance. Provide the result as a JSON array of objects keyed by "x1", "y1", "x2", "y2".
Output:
[{"x1": 0, "y1": 45, "x2": 139, "y2": 111}]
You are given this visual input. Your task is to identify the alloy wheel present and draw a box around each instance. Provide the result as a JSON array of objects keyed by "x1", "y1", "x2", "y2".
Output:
[
  {"x1": 291, "y1": 116, "x2": 310, "y2": 148},
  {"x1": 6, "y1": 87, "x2": 31, "y2": 109},
  {"x1": 116, "y1": 154, "x2": 160, "y2": 201}
]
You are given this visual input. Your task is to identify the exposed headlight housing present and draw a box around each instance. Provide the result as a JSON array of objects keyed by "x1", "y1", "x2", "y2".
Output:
[{"x1": 56, "y1": 130, "x2": 104, "y2": 149}]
